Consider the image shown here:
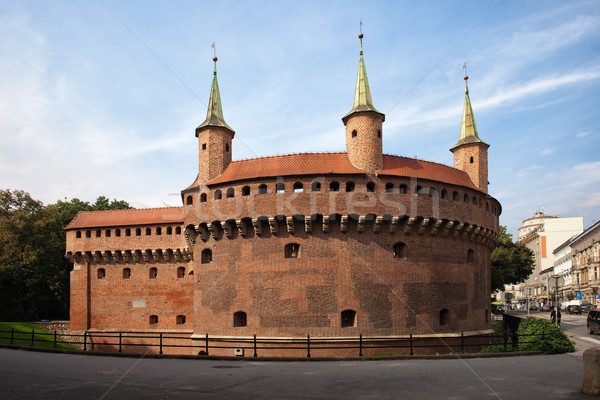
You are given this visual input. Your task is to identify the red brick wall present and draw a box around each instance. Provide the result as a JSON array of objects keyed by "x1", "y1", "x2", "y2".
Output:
[
  {"x1": 345, "y1": 112, "x2": 384, "y2": 174},
  {"x1": 452, "y1": 143, "x2": 488, "y2": 193},
  {"x1": 197, "y1": 126, "x2": 234, "y2": 184}
]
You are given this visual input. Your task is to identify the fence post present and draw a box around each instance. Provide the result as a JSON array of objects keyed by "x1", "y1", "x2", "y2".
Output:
[
  {"x1": 359, "y1": 334, "x2": 363, "y2": 357},
  {"x1": 205, "y1": 333, "x2": 209, "y2": 356},
  {"x1": 31, "y1": 329, "x2": 35, "y2": 346},
  {"x1": 307, "y1": 334, "x2": 311, "y2": 358},
  {"x1": 410, "y1": 333, "x2": 413, "y2": 356},
  {"x1": 119, "y1": 332, "x2": 122, "y2": 353},
  {"x1": 461, "y1": 332, "x2": 464, "y2": 353},
  {"x1": 10, "y1": 328, "x2": 14, "y2": 345},
  {"x1": 253, "y1": 334, "x2": 257, "y2": 358},
  {"x1": 159, "y1": 333, "x2": 163, "y2": 355},
  {"x1": 83, "y1": 331, "x2": 87, "y2": 351},
  {"x1": 54, "y1": 330, "x2": 57, "y2": 348}
]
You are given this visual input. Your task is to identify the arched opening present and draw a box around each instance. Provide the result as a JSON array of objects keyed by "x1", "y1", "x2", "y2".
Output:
[
  {"x1": 97, "y1": 268, "x2": 105, "y2": 279},
  {"x1": 200, "y1": 193, "x2": 207, "y2": 203},
  {"x1": 385, "y1": 183, "x2": 394, "y2": 193},
  {"x1": 440, "y1": 309, "x2": 450, "y2": 326},
  {"x1": 177, "y1": 267, "x2": 185, "y2": 278},
  {"x1": 123, "y1": 268, "x2": 131, "y2": 279},
  {"x1": 469, "y1": 156, "x2": 474, "y2": 163},
  {"x1": 366, "y1": 182, "x2": 375, "y2": 192},
  {"x1": 136, "y1": 228, "x2": 141, "y2": 236},
  {"x1": 429, "y1": 187, "x2": 437, "y2": 198},
  {"x1": 399, "y1": 184, "x2": 408, "y2": 194},
  {"x1": 441, "y1": 189, "x2": 448, "y2": 200},
  {"x1": 352, "y1": 129, "x2": 357, "y2": 138},
  {"x1": 377, "y1": 129, "x2": 381, "y2": 138},
  {"x1": 330, "y1": 181, "x2": 340, "y2": 192},
  {"x1": 453, "y1": 191, "x2": 459, "y2": 201},
  {"x1": 312, "y1": 181, "x2": 321, "y2": 191},
  {"x1": 285, "y1": 243, "x2": 300, "y2": 258},
  {"x1": 76, "y1": 231, "x2": 81, "y2": 239},
  {"x1": 258, "y1": 184, "x2": 267, "y2": 194},
  {"x1": 341, "y1": 310, "x2": 357, "y2": 327},
  {"x1": 276, "y1": 182, "x2": 285, "y2": 193},
  {"x1": 242, "y1": 186, "x2": 250, "y2": 196},
  {"x1": 146, "y1": 227, "x2": 151, "y2": 236},
  {"x1": 186, "y1": 196, "x2": 193, "y2": 205},
  {"x1": 201, "y1": 249, "x2": 212, "y2": 264},
  {"x1": 467, "y1": 249, "x2": 475, "y2": 264},
  {"x1": 416, "y1": 185, "x2": 423, "y2": 196},
  {"x1": 126, "y1": 228, "x2": 131, "y2": 236},
  {"x1": 472, "y1": 196, "x2": 477, "y2": 205},
  {"x1": 226, "y1": 188, "x2": 235, "y2": 198},
  {"x1": 346, "y1": 182, "x2": 355, "y2": 192},
  {"x1": 149, "y1": 267, "x2": 157, "y2": 279},
  {"x1": 463, "y1": 194, "x2": 469, "y2": 203},
  {"x1": 175, "y1": 227, "x2": 182, "y2": 234},
  {"x1": 393, "y1": 242, "x2": 407, "y2": 258},
  {"x1": 293, "y1": 182, "x2": 304, "y2": 192},
  {"x1": 105, "y1": 229, "x2": 111, "y2": 237},
  {"x1": 233, "y1": 311, "x2": 247, "y2": 327},
  {"x1": 86, "y1": 230, "x2": 91, "y2": 238},
  {"x1": 156, "y1": 227, "x2": 162, "y2": 235},
  {"x1": 115, "y1": 229, "x2": 121, "y2": 237},
  {"x1": 214, "y1": 190, "x2": 222, "y2": 200}
]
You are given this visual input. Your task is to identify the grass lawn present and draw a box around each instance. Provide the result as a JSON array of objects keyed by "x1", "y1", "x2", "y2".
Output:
[{"x1": 0, "y1": 322, "x2": 74, "y2": 349}]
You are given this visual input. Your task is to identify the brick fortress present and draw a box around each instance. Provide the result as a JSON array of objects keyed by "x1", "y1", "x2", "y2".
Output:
[{"x1": 65, "y1": 33, "x2": 501, "y2": 356}]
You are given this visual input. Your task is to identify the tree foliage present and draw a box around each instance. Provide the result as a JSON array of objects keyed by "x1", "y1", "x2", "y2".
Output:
[
  {"x1": 491, "y1": 226, "x2": 534, "y2": 292},
  {"x1": 0, "y1": 189, "x2": 132, "y2": 321}
]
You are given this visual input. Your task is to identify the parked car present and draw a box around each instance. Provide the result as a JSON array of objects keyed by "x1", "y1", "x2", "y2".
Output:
[
  {"x1": 582, "y1": 304, "x2": 595, "y2": 313},
  {"x1": 529, "y1": 305, "x2": 538, "y2": 311},
  {"x1": 588, "y1": 310, "x2": 600, "y2": 334},
  {"x1": 541, "y1": 305, "x2": 553, "y2": 312},
  {"x1": 567, "y1": 305, "x2": 582, "y2": 315}
]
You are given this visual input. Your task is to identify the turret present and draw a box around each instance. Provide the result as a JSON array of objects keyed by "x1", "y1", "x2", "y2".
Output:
[
  {"x1": 195, "y1": 56, "x2": 235, "y2": 184},
  {"x1": 450, "y1": 74, "x2": 489, "y2": 193},
  {"x1": 342, "y1": 32, "x2": 385, "y2": 175}
]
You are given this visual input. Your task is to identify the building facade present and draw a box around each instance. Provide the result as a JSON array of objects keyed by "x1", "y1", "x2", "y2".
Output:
[
  {"x1": 571, "y1": 220, "x2": 600, "y2": 305},
  {"x1": 65, "y1": 34, "x2": 501, "y2": 355}
]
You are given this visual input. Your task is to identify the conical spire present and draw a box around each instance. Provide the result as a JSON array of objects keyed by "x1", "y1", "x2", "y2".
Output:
[
  {"x1": 196, "y1": 56, "x2": 234, "y2": 134},
  {"x1": 342, "y1": 32, "x2": 384, "y2": 123},
  {"x1": 451, "y1": 74, "x2": 487, "y2": 150}
]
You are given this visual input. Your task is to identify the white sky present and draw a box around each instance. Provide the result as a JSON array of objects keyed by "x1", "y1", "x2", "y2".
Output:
[{"x1": 1, "y1": 0, "x2": 599, "y2": 237}]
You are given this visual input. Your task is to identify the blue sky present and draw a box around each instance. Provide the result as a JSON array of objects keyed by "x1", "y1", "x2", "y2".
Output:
[{"x1": 1, "y1": 0, "x2": 599, "y2": 237}]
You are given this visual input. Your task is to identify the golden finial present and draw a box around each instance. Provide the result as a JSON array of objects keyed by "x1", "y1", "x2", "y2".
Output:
[
  {"x1": 212, "y1": 42, "x2": 217, "y2": 75},
  {"x1": 463, "y1": 62, "x2": 469, "y2": 94},
  {"x1": 359, "y1": 20, "x2": 364, "y2": 55}
]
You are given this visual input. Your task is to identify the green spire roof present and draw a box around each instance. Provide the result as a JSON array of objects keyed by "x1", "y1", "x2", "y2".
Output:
[
  {"x1": 196, "y1": 57, "x2": 234, "y2": 134},
  {"x1": 342, "y1": 33, "x2": 384, "y2": 123},
  {"x1": 451, "y1": 75, "x2": 488, "y2": 150}
]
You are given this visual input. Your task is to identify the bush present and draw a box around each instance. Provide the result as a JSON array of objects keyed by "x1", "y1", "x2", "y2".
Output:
[{"x1": 516, "y1": 318, "x2": 574, "y2": 354}]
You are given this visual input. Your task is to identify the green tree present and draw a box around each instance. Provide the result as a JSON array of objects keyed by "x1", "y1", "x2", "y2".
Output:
[{"x1": 491, "y1": 226, "x2": 534, "y2": 292}]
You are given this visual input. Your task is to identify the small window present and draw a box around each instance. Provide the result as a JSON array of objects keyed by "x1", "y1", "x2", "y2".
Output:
[
  {"x1": 186, "y1": 196, "x2": 193, "y2": 205},
  {"x1": 429, "y1": 187, "x2": 437, "y2": 198},
  {"x1": 399, "y1": 184, "x2": 407, "y2": 194},
  {"x1": 201, "y1": 249, "x2": 212, "y2": 264},
  {"x1": 177, "y1": 267, "x2": 185, "y2": 278},
  {"x1": 453, "y1": 191, "x2": 459, "y2": 201},
  {"x1": 226, "y1": 143, "x2": 230, "y2": 152},
  {"x1": 258, "y1": 184, "x2": 267, "y2": 194},
  {"x1": 123, "y1": 268, "x2": 131, "y2": 279},
  {"x1": 226, "y1": 188, "x2": 234, "y2": 198},
  {"x1": 351, "y1": 129, "x2": 357, "y2": 138},
  {"x1": 136, "y1": 228, "x2": 141, "y2": 236},
  {"x1": 176, "y1": 315, "x2": 186, "y2": 325},
  {"x1": 233, "y1": 311, "x2": 247, "y2": 327},
  {"x1": 464, "y1": 194, "x2": 469, "y2": 203},
  {"x1": 149, "y1": 267, "x2": 157, "y2": 279},
  {"x1": 469, "y1": 156, "x2": 474, "y2": 164},
  {"x1": 156, "y1": 227, "x2": 162, "y2": 235},
  {"x1": 242, "y1": 186, "x2": 250, "y2": 196},
  {"x1": 146, "y1": 227, "x2": 151, "y2": 236},
  {"x1": 385, "y1": 183, "x2": 394, "y2": 193},
  {"x1": 472, "y1": 196, "x2": 477, "y2": 205},
  {"x1": 346, "y1": 182, "x2": 355, "y2": 192},
  {"x1": 202, "y1": 143, "x2": 206, "y2": 150},
  {"x1": 276, "y1": 182, "x2": 285, "y2": 193},
  {"x1": 440, "y1": 309, "x2": 450, "y2": 326},
  {"x1": 214, "y1": 190, "x2": 222, "y2": 200},
  {"x1": 293, "y1": 182, "x2": 304, "y2": 193},
  {"x1": 467, "y1": 249, "x2": 475, "y2": 264},
  {"x1": 341, "y1": 310, "x2": 357, "y2": 327},
  {"x1": 76, "y1": 231, "x2": 82, "y2": 239},
  {"x1": 330, "y1": 181, "x2": 340, "y2": 192},
  {"x1": 96, "y1": 230, "x2": 101, "y2": 238},
  {"x1": 176, "y1": 227, "x2": 182, "y2": 234},
  {"x1": 116, "y1": 229, "x2": 121, "y2": 237},
  {"x1": 312, "y1": 181, "x2": 321, "y2": 192},
  {"x1": 97, "y1": 268, "x2": 105, "y2": 279},
  {"x1": 200, "y1": 193, "x2": 207, "y2": 203},
  {"x1": 126, "y1": 228, "x2": 131, "y2": 236},
  {"x1": 377, "y1": 130, "x2": 381, "y2": 138},
  {"x1": 167, "y1": 227, "x2": 173, "y2": 235},
  {"x1": 149, "y1": 315, "x2": 158, "y2": 325},
  {"x1": 486, "y1": 202, "x2": 489, "y2": 211},
  {"x1": 393, "y1": 242, "x2": 407, "y2": 258},
  {"x1": 285, "y1": 243, "x2": 300, "y2": 258},
  {"x1": 366, "y1": 182, "x2": 375, "y2": 192},
  {"x1": 86, "y1": 230, "x2": 91, "y2": 238},
  {"x1": 441, "y1": 189, "x2": 448, "y2": 200},
  {"x1": 416, "y1": 185, "x2": 423, "y2": 196},
  {"x1": 105, "y1": 229, "x2": 111, "y2": 237}
]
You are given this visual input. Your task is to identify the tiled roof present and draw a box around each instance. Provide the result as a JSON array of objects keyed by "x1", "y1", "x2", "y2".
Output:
[
  {"x1": 205, "y1": 152, "x2": 477, "y2": 190},
  {"x1": 64, "y1": 207, "x2": 183, "y2": 230}
]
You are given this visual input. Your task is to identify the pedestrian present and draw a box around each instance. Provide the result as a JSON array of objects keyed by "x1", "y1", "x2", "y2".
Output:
[
  {"x1": 557, "y1": 308, "x2": 561, "y2": 327},
  {"x1": 550, "y1": 309, "x2": 556, "y2": 324}
]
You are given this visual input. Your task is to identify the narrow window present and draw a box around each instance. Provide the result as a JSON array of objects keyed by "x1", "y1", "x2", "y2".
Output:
[
  {"x1": 486, "y1": 202, "x2": 489, "y2": 211},
  {"x1": 385, "y1": 183, "x2": 394, "y2": 193},
  {"x1": 105, "y1": 229, "x2": 111, "y2": 237},
  {"x1": 276, "y1": 182, "x2": 285, "y2": 193},
  {"x1": 186, "y1": 196, "x2": 193, "y2": 205},
  {"x1": 293, "y1": 182, "x2": 304, "y2": 192},
  {"x1": 399, "y1": 184, "x2": 407, "y2": 194},
  {"x1": 233, "y1": 311, "x2": 247, "y2": 327},
  {"x1": 377, "y1": 130, "x2": 381, "y2": 138},
  {"x1": 167, "y1": 227, "x2": 173, "y2": 235},
  {"x1": 330, "y1": 181, "x2": 340, "y2": 192},
  {"x1": 123, "y1": 268, "x2": 131, "y2": 279},
  {"x1": 136, "y1": 228, "x2": 141, "y2": 236},
  {"x1": 346, "y1": 182, "x2": 355, "y2": 192},
  {"x1": 86, "y1": 230, "x2": 91, "y2": 238},
  {"x1": 200, "y1": 193, "x2": 207, "y2": 203},
  {"x1": 96, "y1": 230, "x2": 101, "y2": 238},
  {"x1": 285, "y1": 243, "x2": 300, "y2": 258},
  {"x1": 149, "y1": 267, "x2": 157, "y2": 279},
  {"x1": 366, "y1": 182, "x2": 375, "y2": 192},
  {"x1": 464, "y1": 194, "x2": 469, "y2": 203},
  {"x1": 441, "y1": 189, "x2": 448, "y2": 200},
  {"x1": 416, "y1": 185, "x2": 423, "y2": 196},
  {"x1": 97, "y1": 268, "x2": 105, "y2": 279},
  {"x1": 453, "y1": 191, "x2": 459, "y2": 201},
  {"x1": 146, "y1": 227, "x2": 151, "y2": 236},
  {"x1": 258, "y1": 184, "x2": 267, "y2": 194},
  {"x1": 226, "y1": 188, "x2": 234, "y2": 198},
  {"x1": 226, "y1": 143, "x2": 230, "y2": 152},
  {"x1": 115, "y1": 229, "x2": 121, "y2": 237},
  {"x1": 440, "y1": 309, "x2": 450, "y2": 326},
  {"x1": 177, "y1": 267, "x2": 185, "y2": 278},
  {"x1": 176, "y1": 315, "x2": 186, "y2": 325},
  {"x1": 351, "y1": 129, "x2": 357, "y2": 138},
  {"x1": 149, "y1": 315, "x2": 158, "y2": 325},
  {"x1": 76, "y1": 231, "x2": 82, "y2": 239},
  {"x1": 202, "y1": 143, "x2": 206, "y2": 150},
  {"x1": 467, "y1": 249, "x2": 475, "y2": 264},
  {"x1": 175, "y1": 227, "x2": 182, "y2": 234},
  {"x1": 312, "y1": 181, "x2": 321, "y2": 192},
  {"x1": 201, "y1": 249, "x2": 212, "y2": 264},
  {"x1": 341, "y1": 310, "x2": 357, "y2": 327},
  {"x1": 214, "y1": 190, "x2": 222, "y2": 200},
  {"x1": 469, "y1": 156, "x2": 474, "y2": 163},
  {"x1": 479, "y1": 199, "x2": 483, "y2": 208},
  {"x1": 242, "y1": 186, "x2": 250, "y2": 196},
  {"x1": 156, "y1": 227, "x2": 162, "y2": 235},
  {"x1": 429, "y1": 187, "x2": 437, "y2": 198},
  {"x1": 472, "y1": 196, "x2": 477, "y2": 205},
  {"x1": 393, "y1": 242, "x2": 407, "y2": 258}
]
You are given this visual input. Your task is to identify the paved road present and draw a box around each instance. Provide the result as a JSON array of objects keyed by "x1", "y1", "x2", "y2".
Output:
[{"x1": 0, "y1": 347, "x2": 590, "y2": 400}]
